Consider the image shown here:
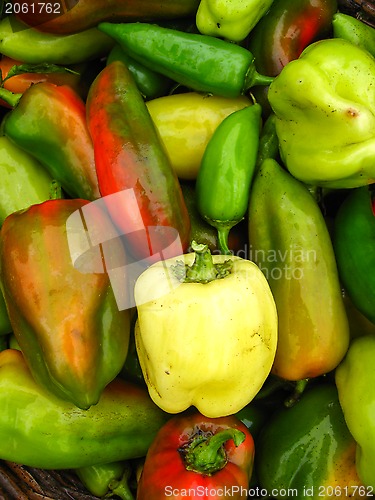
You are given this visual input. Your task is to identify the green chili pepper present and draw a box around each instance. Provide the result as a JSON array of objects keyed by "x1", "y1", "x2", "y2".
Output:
[
  {"x1": 0, "y1": 15, "x2": 115, "y2": 65},
  {"x1": 256, "y1": 112, "x2": 279, "y2": 168},
  {"x1": 196, "y1": 103, "x2": 262, "y2": 254},
  {"x1": 75, "y1": 461, "x2": 134, "y2": 499},
  {"x1": 0, "y1": 348, "x2": 169, "y2": 469},
  {"x1": 332, "y1": 12, "x2": 375, "y2": 58},
  {"x1": 98, "y1": 22, "x2": 274, "y2": 98}
]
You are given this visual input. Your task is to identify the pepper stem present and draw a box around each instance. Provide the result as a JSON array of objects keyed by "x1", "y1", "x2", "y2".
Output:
[
  {"x1": 217, "y1": 226, "x2": 232, "y2": 255},
  {"x1": 184, "y1": 428, "x2": 246, "y2": 476},
  {"x1": 244, "y1": 64, "x2": 274, "y2": 91},
  {"x1": 0, "y1": 87, "x2": 22, "y2": 108},
  {"x1": 108, "y1": 467, "x2": 135, "y2": 500}
]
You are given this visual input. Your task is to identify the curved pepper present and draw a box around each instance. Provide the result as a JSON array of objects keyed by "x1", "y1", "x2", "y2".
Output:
[
  {"x1": 0, "y1": 348, "x2": 169, "y2": 469},
  {"x1": 335, "y1": 335, "x2": 375, "y2": 490},
  {"x1": 248, "y1": 159, "x2": 349, "y2": 381},
  {"x1": 196, "y1": 104, "x2": 262, "y2": 255},
  {"x1": 137, "y1": 412, "x2": 254, "y2": 499},
  {"x1": 0, "y1": 15, "x2": 115, "y2": 65},
  {"x1": 146, "y1": 92, "x2": 252, "y2": 180},
  {"x1": 134, "y1": 241, "x2": 278, "y2": 417},
  {"x1": 332, "y1": 12, "x2": 375, "y2": 58},
  {"x1": 2, "y1": 81, "x2": 100, "y2": 200},
  {"x1": 268, "y1": 38, "x2": 375, "y2": 188},
  {"x1": 196, "y1": 0, "x2": 275, "y2": 42},
  {"x1": 98, "y1": 22, "x2": 274, "y2": 98},
  {"x1": 86, "y1": 60, "x2": 190, "y2": 262},
  {"x1": 14, "y1": 0, "x2": 200, "y2": 34},
  {"x1": 256, "y1": 384, "x2": 364, "y2": 497},
  {"x1": 75, "y1": 461, "x2": 134, "y2": 499},
  {"x1": 248, "y1": 0, "x2": 338, "y2": 77},
  {"x1": 0, "y1": 199, "x2": 131, "y2": 409},
  {"x1": 333, "y1": 187, "x2": 375, "y2": 325}
]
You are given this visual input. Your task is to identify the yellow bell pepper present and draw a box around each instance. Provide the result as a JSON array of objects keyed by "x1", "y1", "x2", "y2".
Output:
[
  {"x1": 146, "y1": 92, "x2": 252, "y2": 180},
  {"x1": 134, "y1": 242, "x2": 278, "y2": 418}
]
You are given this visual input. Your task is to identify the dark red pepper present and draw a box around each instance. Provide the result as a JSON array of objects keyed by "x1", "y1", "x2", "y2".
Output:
[
  {"x1": 136, "y1": 412, "x2": 254, "y2": 499},
  {"x1": 247, "y1": 0, "x2": 338, "y2": 77},
  {"x1": 86, "y1": 60, "x2": 190, "y2": 262}
]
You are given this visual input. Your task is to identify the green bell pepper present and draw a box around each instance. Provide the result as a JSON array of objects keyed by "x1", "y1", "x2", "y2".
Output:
[
  {"x1": 333, "y1": 186, "x2": 375, "y2": 325},
  {"x1": 98, "y1": 22, "x2": 274, "y2": 98},
  {"x1": 256, "y1": 383, "x2": 364, "y2": 497},
  {"x1": 268, "y1": 38, "x2": 375, "y2": 188},
  {"x1": 335, "y1": 334, "x2": 375, "y2": 490},
  {"x1": 0, "y1": 348, "x2": 169, "y2": 470},
  {"x1": 196, "y1": 0, "x2": 275, "y2": 42}
]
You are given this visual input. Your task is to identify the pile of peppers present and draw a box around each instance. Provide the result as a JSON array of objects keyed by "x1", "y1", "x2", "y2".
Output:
[{"x1": 0, "y1": 0, "x2": 375, "y2": 498}]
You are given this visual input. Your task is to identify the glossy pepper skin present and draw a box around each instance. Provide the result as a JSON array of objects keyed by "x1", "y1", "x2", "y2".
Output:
[
  {"x1": 333, "y1": 12, "x2": 375, "y2": 58},
  {"x1": 75, "y1": 461, "x2": 134, "y2": 499},
  {"x1": 98, "y1": 22, "x2": 274, "y2": 98},
  {"x1": 146, "y1": 92, "x2": 252, "y2": 180},
  {"x1": 0, "y1": 348, "x2": 169, "y2": 469},
  {"x1": 248, "y1": 159, "x2": 349, "y2": 381},
  {"x1": 137, "y1": 412, "x2": 254, "y2": 499},
  {"x1": 86, "y1": 61, "x2": 190, "y2": 262},
  {"x1": 0, "y1": 199, "x2": 131, "y2": 409},
  {"x1": 196, "y1": 0, "x2": 274, "y2": 42},
  {"x1": 196, "y1": 104, "x2": 262, "y2": 255},
  {"x1": 3, "y1": 82, "x2": 100, "y2": 200},
  {"x1": 0, "y1": 15, "x2": 115, "y2": 65},
  {"x1": 248, "y1": 0, "x2": 338, "y2": 77},
  {"x1": 268, "y1": 38, "x2": 375, "y2": 188},
  {"x1": 335, "y1": 335, "x2": 375, "y2": 490},
  {"x1": 256, "y1": 384, "x2": 364, "y2": 497},
  {"x1": 15, "y1": 0, "x2": 201, "y2": 34},
  {"x1": 134, "y1": 242, "x2": 278, "y2": 418},
  {"x1": 333, "y1": 187, "x2": 375, "y2": 324}
]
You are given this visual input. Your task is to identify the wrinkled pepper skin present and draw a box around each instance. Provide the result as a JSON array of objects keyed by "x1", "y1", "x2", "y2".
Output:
[
  {"x1": 268, "y1": 38, "x2": 375, "y2": 188},
  {"x1": 196, "y1": 0, "x2": 274, "y2": 42},
  {"x1": 0, "y1": 199, "x2": 131, "y2": 409},
  {"x1": 86, "y1": 61, "x2": 190, "y2": 262},
  {"x1": 134, "y1": 243, "x2": 278, "y2": 418},
  {"x1": 98, "y1": 22, "x2": 274, "y2": 98},
  {"x1": 137, "y1": 412, "x2": 254, "y2": 499},
  {"x1": 256, "y1": 384, "x2": 364, "y2": 498},
  {"x1": 196, "y1": 104, "x2": 262, "y2": 255},
  {"x1": 248, "y1": 159, "x2": 349, "y2": 381},
  {"x1": 14, "y1": 0, "x2": 200, "y2": 33},
  {"x1": 248, "y1": 0, "x2": 338, "y2": 76},
  {"x1": 0, "y1": 15, "x2": 115, "y2": 65},
  {"x1": 333, "y1": 187, "x2": 375, "y2": 325},
  {"x1": 0, "y1": 348, "x2": 170, "y2": 469},
  {"x1": 335, "y1": 335, "x2": 375, "y2": 490},
  {"x1": 333, "y1": 13, "x2": 375, "y2": 60},
  {"x1": 146, "y1": 92, "x2": 252, "y2": 180},
  {"x1": 3, "y1": 82, "x2": 100, "y2": 200}
]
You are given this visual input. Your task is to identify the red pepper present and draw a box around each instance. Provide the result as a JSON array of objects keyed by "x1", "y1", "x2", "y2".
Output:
[
  {"x1": 136, "y1": 412, "x2": 254, "y2": 499},
  {"x1": 86, "y1": 61, "x2": 190, "y2": 262}
]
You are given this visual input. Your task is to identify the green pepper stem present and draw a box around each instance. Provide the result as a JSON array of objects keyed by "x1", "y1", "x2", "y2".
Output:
[
  {"x1": 0, "y1": 87, "x2": 22, "y2": 108},
  {"x1": 184, "y1": 428, "x2": 245, "y2": 476},
  {"x1": 108, "y1": 477, "x2": 134, "y2": 500},
  {"x1": 284, "y1": 378, "x2": 310, "y2": 408},
  {"x1": 217, "y1": 226, "x2": 232, "y2": 255},
  {"x1": 244, "y1": 64, "x2": 274, "y2": 91}
]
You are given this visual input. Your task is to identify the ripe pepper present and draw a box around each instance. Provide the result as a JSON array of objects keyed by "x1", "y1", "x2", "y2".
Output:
[
  {"x1": 146, "y1": 92, "x2": 252, "y2": 180},
  {"x1": 332, "y1": 12, "x2": 375, "y2": 58},
  {"x1": 196, "y1": 104, "x2": 262, "y2": 255},
  {"x1": 333, "y1": 187, "x2": 375, "y2": 325},
  {"x1": 136, "y1": 412, "x2": 254, "y2": 499},
  {"x1": 0, "y1": 15, "x2": 115, "y2": 65},
  {"x1": 0, "y1": 348, "x2": 169, "y2": 469},
  {"x1": 134, "y1": 241, "x2": 278, "y2": 418},
  {"x1": 196, "y1": 0, "x2": 275, "y2": 42},
  {"x1": 256, "y1": 384, "x2": 364, "y2": 498},
  {"x1": 335, "y1": 335, "x2": 375, "y2": 490},
  {"x1": 98, "y1": 22, "x2": 274, "y2": 98},
  {"x1": 248, "y1": 0, "x2": 338, "y2": 77},
  {"x1": 0, "y1": 199, "x2": 131, "y2": 409},
  {"x1": 2, "y1": 81, "x2": 100, "y2": 200},
  {"x1": 86, "y1": 60, "x2": 190, "y2": 262},
  {"x1": 15, "y1": 0, "x2": 201, "y2": 34},
  {"x1": 248, "y1": 159, "x2": 350, "y2": 381},
  {"x1": 268, "y1": 38, "x2": 375, "y2": 188}
]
